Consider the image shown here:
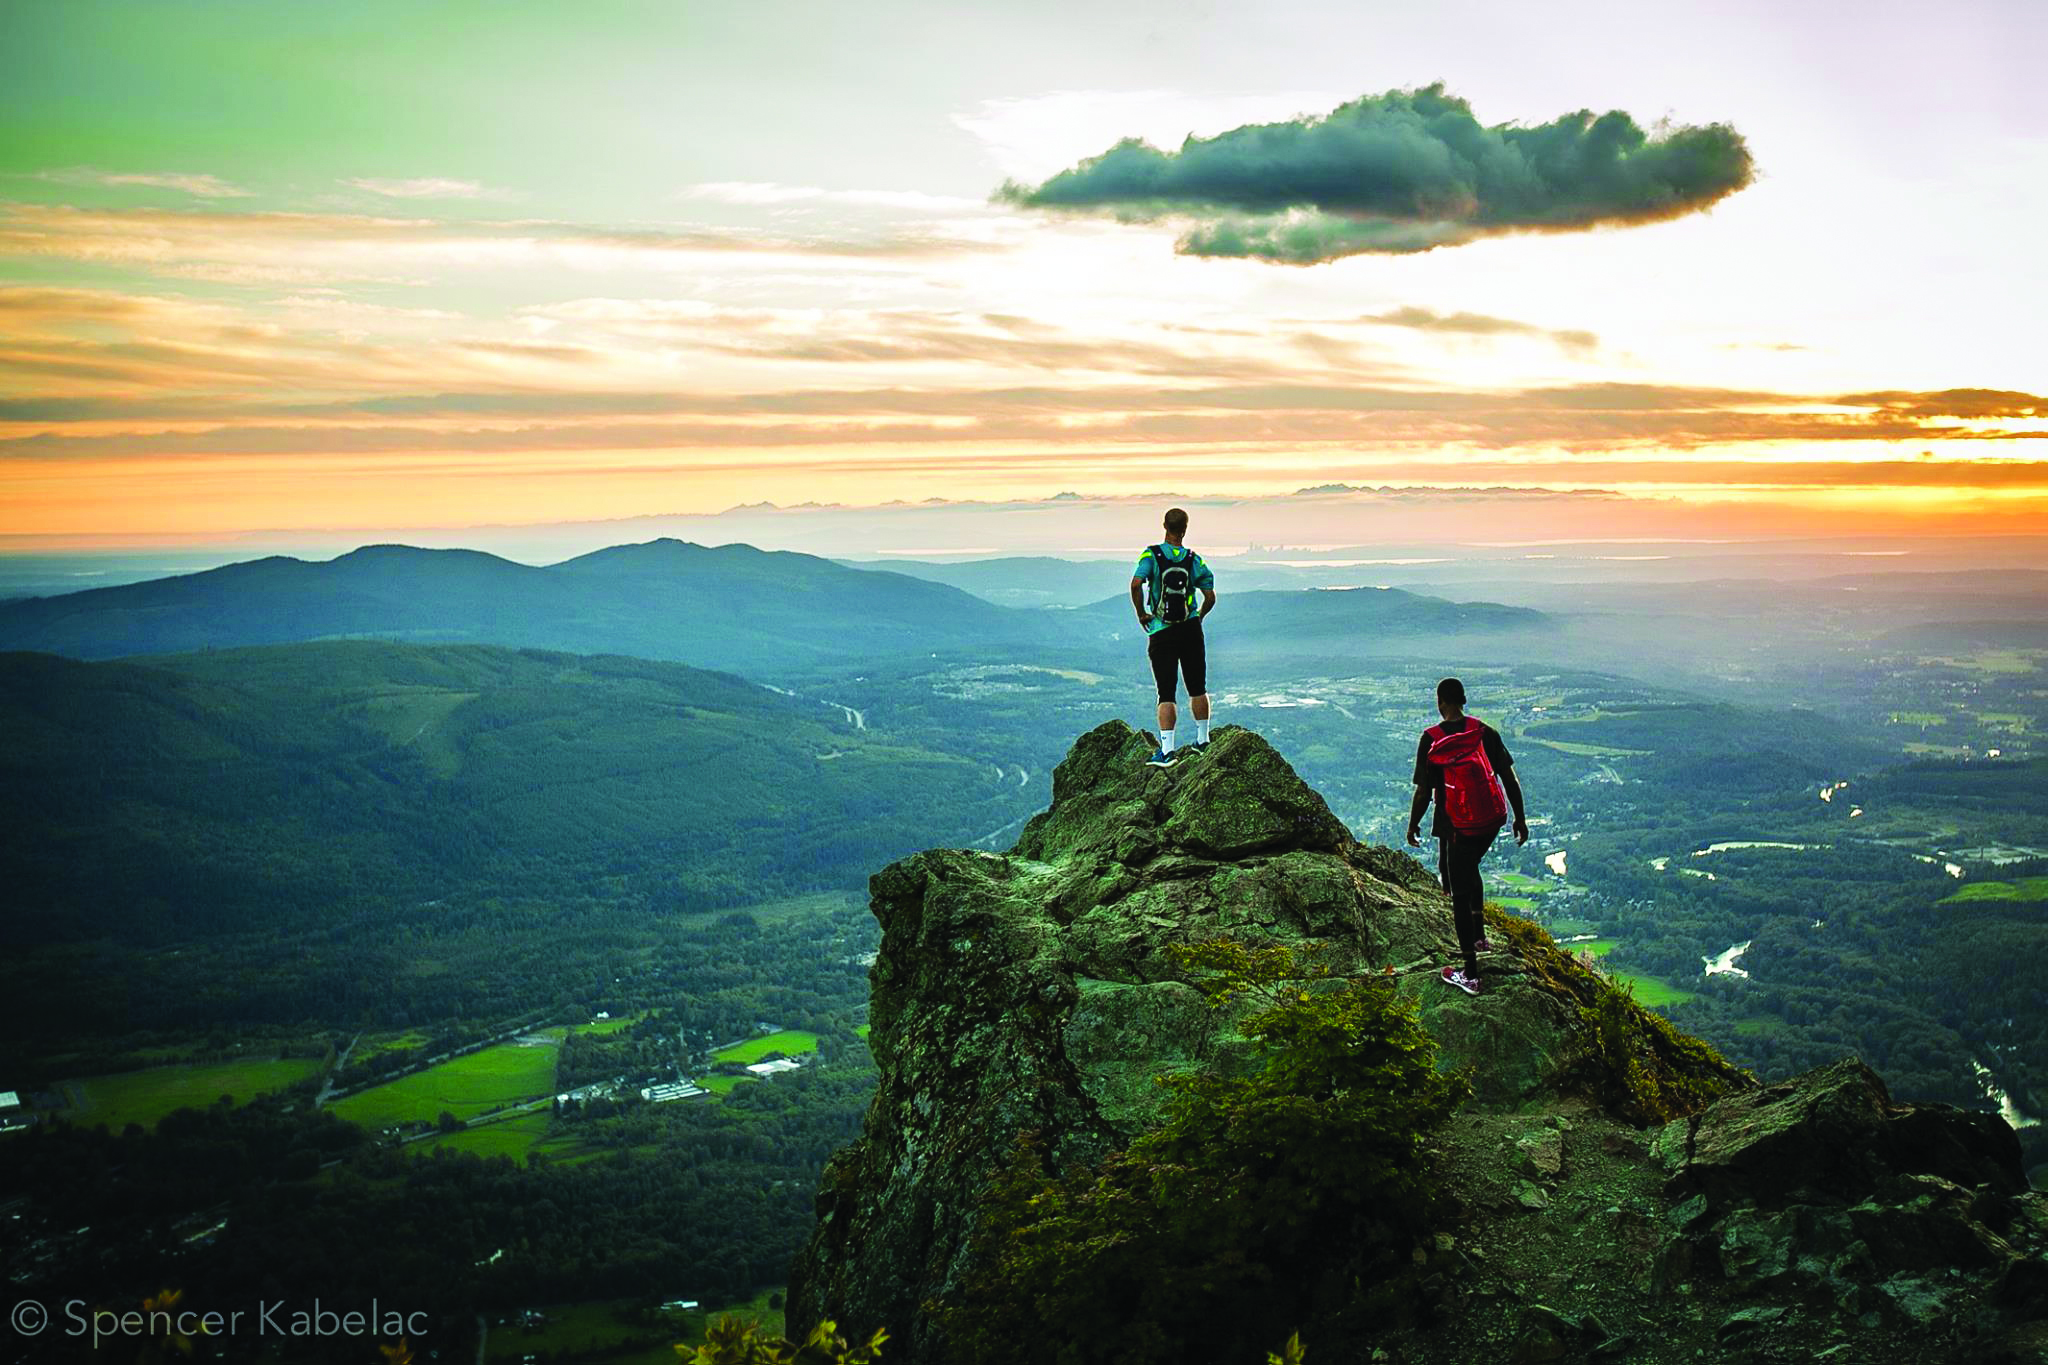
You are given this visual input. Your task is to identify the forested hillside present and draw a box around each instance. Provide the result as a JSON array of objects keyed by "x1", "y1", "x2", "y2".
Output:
[{"x1": 0, "y1": 641, "x2": 1037, "y2": 1045}]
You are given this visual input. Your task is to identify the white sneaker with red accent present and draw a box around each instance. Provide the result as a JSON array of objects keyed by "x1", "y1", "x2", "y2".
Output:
[{"x1": 1440, "y1": 965, "x2": 1482, "y2": 996}]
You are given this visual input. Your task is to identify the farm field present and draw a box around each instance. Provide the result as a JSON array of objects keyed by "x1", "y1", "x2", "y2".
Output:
[
  {"x1": 330, "y1": 1035, "x2": 561, "y2": 1129},
  {"x1": 63, "y1": 1056, "x2": 325, "y2": 1130},
  {"x1": 712, "y1": 1030, "x2": 820, "y2": 1065},
  {"x1": 1605, "y1": 969, "x2": 1696, "y2": 1008},
  {"x1": 415, "y1": 1112, "x2": 554, "y2": 1162},
  {"x1": 1940, "y1": 877, "x2": 2048, "y2": 905}
]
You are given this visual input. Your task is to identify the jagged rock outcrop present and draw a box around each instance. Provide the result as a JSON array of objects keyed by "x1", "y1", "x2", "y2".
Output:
[
  {"x1": 789, "y1": 722, "x2": 2047, "y2": 1364},
  {"x1": 1644, "y1": 1058, "x2": 2047, "y2": 1357}
]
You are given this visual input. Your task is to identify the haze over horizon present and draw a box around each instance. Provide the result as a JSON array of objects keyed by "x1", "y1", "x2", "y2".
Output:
[{"x1": 3, "y1": 0, "x2": 2045, "y2": 550}]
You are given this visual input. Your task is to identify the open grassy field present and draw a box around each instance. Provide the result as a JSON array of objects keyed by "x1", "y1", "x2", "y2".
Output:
[
  {"x1": 330, "y1": 1038, "x2": 559, "y2": 1129},
  {"x1": 1940, "y1": 876, "x2": 2048, "y2": 906},
  {"x1": 64, "y1": 1056, "x2": 325, "y2": 1130},
  {"x1": 712, "y1": 1030, "x2": 819, "y2": 1065},
  {"x1": 415, "y1": 1111, "x2": 554, "y2": 1162},
  {"x1": 1607, "y1": 969, "x2": 1696, "y2": 1008},
  {"x1": 1525, "y1": 738, "x2": 1650, "y2": 758},
  {"x1": 1540, "y1": 914, "x2": 1601, "y2": 937}
]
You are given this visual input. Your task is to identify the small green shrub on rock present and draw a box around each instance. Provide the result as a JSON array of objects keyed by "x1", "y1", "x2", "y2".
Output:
[
  {"x1": 934, "y1": 939, "x2": 1470, "y2": 1365},
  {"x1": 678, "y1": 1316, "x2": 887, "y2": 1365},
  {"x1": 1481, "y1": 905, "x2": 1754, "y2": 1124}
]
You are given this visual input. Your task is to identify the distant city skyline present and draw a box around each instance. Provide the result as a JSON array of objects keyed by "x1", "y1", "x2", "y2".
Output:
[{"x1": 2, "y1": 0, "x2": 2043, "y2": 545}]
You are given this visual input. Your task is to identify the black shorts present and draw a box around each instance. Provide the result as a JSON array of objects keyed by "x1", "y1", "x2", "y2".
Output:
[{"x1": 1146, "y1": 620, "x2": 1207, "y2": 704}]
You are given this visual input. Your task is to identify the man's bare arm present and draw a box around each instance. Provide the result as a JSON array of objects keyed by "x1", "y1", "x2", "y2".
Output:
[
  {"x1": 1130, "y1": 578, "x2": 1150, "y2": 626},
  {"x1": 1501, "y1": 765, "x2": 1529, "y2": 843}
]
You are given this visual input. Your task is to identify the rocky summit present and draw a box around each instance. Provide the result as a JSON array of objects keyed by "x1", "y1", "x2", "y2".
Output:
[{"x1": 789, "y1": 722, "x2": 2048, "y2": 1364}]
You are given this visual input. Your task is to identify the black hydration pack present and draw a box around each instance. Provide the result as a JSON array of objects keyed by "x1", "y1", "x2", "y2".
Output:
[{"x1": 1152, "y1": 544, "x2": 1194, "y2": 624}]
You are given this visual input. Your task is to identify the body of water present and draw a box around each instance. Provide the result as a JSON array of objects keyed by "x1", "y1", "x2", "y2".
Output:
[{"x1": 1703, "y1": 940, "x2": 1752, "y2": 979}]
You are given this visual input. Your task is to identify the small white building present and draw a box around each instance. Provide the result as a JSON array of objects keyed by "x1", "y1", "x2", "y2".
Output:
[
  {"x1": 640, "y1": 1081, "x2": 709, "y2": 1103},
  {"x1": 0, "y1": 1092, "x2": 19, "y2": 1111},
  {"x1": 745, "y1": 1058, "x2": 803, "y2": 1077}
]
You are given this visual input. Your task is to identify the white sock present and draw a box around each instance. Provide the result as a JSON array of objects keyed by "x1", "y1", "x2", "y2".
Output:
[
  {"x1": 1196, "y1": 718, "x2": 1210, "y2": 743},
  {"x1": 1160, "y1": 728, "x2": 1177, "y2": 753}
]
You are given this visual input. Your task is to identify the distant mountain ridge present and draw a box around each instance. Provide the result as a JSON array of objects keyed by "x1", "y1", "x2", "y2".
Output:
[
  {"x1": 1057, "y1": 583, "x2": 1550, "y2": 664},
  {"x1": 0, "y1": 539, "x2": 1551, "y2": 675},
  {"x1": 0, "y1": 539, "x2": 1047, "y2": 676}
]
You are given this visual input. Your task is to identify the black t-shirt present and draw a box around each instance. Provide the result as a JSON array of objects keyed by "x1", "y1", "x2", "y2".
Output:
[{"x1": 1413, "y1": 717, "x2": 1514, "y2": 838}]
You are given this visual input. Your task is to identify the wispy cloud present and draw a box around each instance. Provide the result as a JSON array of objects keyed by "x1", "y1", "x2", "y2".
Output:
[
  {"x1": 341, "y1": 177, "x2": 509, "y2": 200},
  {"x1": 0, "y1": 200, "x2": 1013, "y2": 287},
  {"x1": 1836, "y1": 389, "x2": 2048, "y2": 419},
  {"x1": 516, "y1": 298, "x2": 1335, "y2": 381},
  {"x1": 677, "y1": 182, "x2": 986, "y2": 213},
  {"x1": 6, "y1": 372, "x2": 2042, "y2": 460},
  {"x1": 31, "y1": 167, "x2": 252, "y2": 198},
  {"x1": 996, "y1": 82, "x2": 1754, "y2": 263},
  {"x1": 1358, "y1": 307, "x2": 1598, "y2": 355}
]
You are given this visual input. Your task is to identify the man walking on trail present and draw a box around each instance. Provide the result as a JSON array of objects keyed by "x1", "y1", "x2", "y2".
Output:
[
  {"x1": 1407, "y1": 677, "x2": 1528, "y2": 996},
  {"x1": 1130, "y1": 507, "x2": 1216, "y2": 768}
]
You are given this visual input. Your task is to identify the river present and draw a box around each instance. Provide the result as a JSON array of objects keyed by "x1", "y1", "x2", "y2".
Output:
[
  {"x1": 1702, "y1": 940, "x2": 1752, "y2": 979},
  {"x1": 1972, "y1": 1059, "x2": 2041, "y2": 1130}
]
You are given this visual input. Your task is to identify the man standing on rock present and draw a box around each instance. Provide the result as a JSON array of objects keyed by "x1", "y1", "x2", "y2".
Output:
[
  {"x1": 1130, "y1": 507, "x2": 1217, "y2": 768},
  {"x1": 1407, "y1": 677, "x2": 1528, "y2": 995}
]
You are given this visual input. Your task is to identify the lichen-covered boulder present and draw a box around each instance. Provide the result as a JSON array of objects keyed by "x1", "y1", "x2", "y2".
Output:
[
  {"x1": 1651, "y1": 1057, "x2": 2037, "y2": 1334},
  {"x1": 1659, "y1": 1057, "x2": 2027, "y2": 1212}
]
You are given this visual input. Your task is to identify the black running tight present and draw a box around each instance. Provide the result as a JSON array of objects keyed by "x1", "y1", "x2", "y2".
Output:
[{"x1": 1438, "y1": 826, "x2": 1500, "y2": 971}]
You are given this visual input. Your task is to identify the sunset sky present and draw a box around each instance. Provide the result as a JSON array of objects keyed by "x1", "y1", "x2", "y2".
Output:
[{"x1": 2, "y1": 0, "x2": 2044, "y2": 549}]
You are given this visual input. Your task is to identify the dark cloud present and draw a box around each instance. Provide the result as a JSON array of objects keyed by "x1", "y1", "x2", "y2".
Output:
[{"x1": 997, "y1": 83, "x2": 1754, "y2": 263}]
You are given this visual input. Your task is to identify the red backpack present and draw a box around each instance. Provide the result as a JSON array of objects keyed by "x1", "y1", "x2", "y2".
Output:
[{"x1": 1425, "y1": 722, "x2": 1509, "y2": 833}]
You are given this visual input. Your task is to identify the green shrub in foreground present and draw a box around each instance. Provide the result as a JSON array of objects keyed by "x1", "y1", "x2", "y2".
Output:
[
  {"x1": 679, "y1": 1315, "x2": 887, "y2": 1364},
  {"x1": 934, "y1": 940, "x2": 1470, "y2": 1365}
]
